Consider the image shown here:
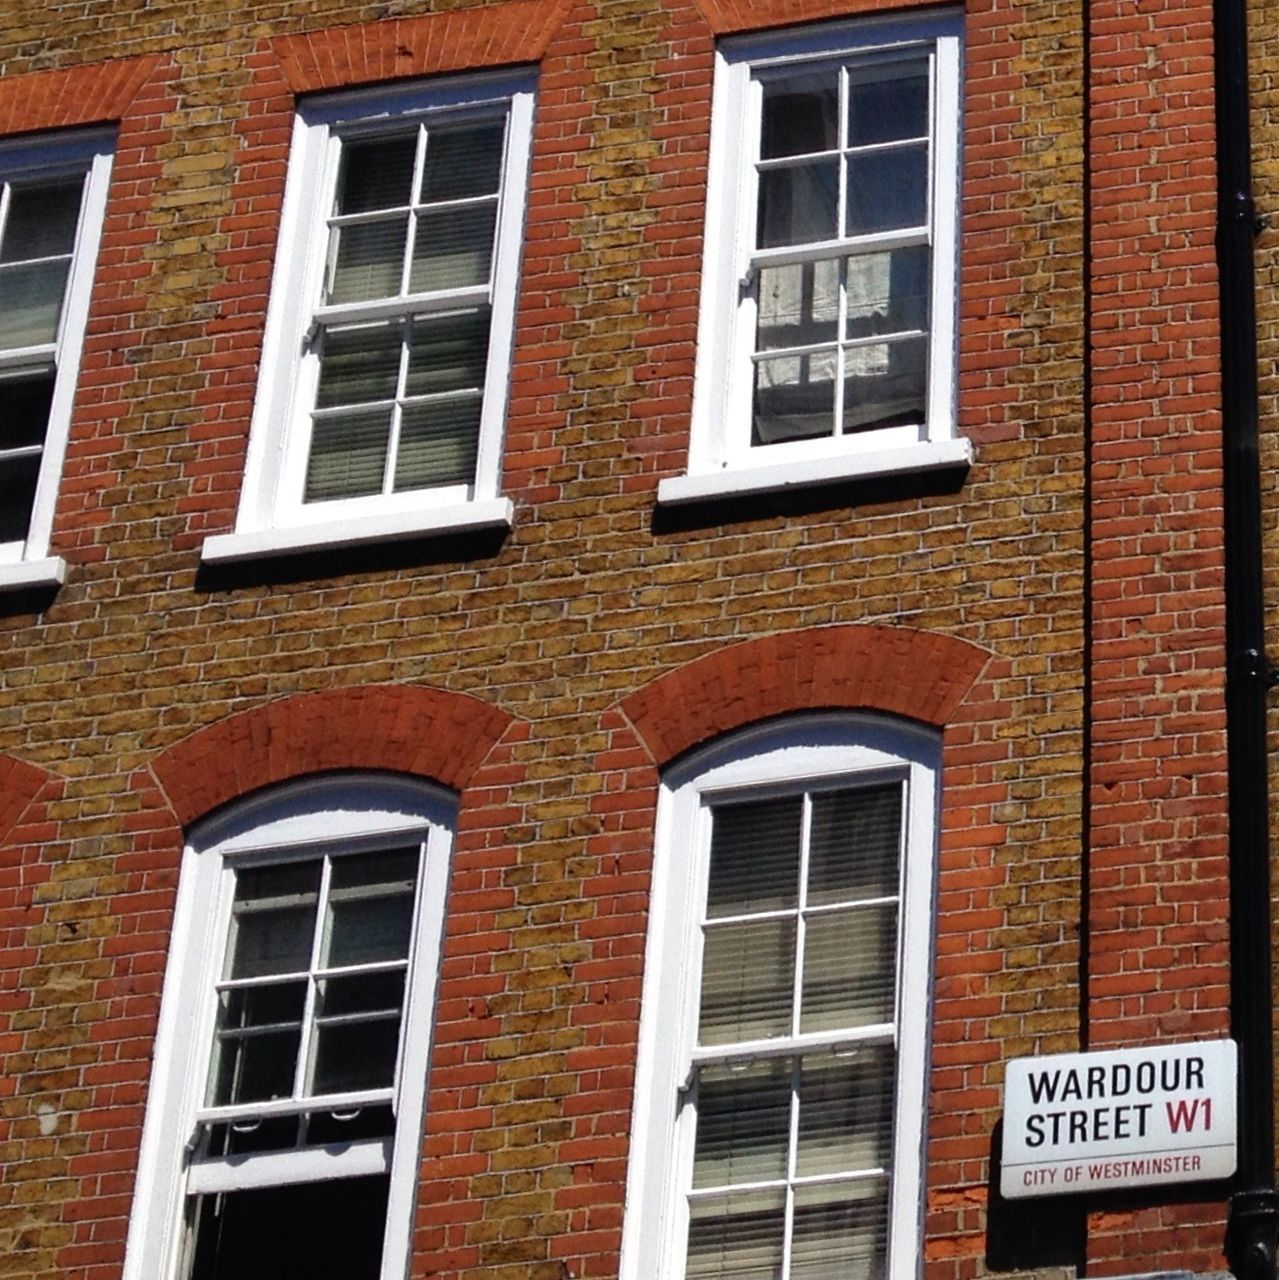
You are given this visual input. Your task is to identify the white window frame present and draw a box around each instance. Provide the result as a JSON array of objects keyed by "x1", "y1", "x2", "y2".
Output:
[
  {"x1": 123, "y1": 774, "x2": 456, "y2": 1280},
  {"x1": 658, "y1": 13, "x2": 968, "y2": 506},
  {"x1": 0, "y1": 128, "x2": 113, "y2": 589},
  {"x1": 620, "y1": 714, "x2": 939, "y2": 1279},
  {"x1": 203, "y1": 71, "x2": 535, "y2": 564}
]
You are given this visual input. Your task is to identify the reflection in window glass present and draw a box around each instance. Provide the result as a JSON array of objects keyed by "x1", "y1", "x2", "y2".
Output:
[{"x1": 749, "y1": 52, "x2": 936, "y2": 448}]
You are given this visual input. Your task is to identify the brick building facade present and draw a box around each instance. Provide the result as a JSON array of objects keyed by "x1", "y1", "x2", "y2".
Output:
[{"x1": 0, "y1": 0, "x2": 1265, "y2": 1276}]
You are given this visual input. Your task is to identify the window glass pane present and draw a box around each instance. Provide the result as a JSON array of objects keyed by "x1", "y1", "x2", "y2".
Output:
[
  {"x1": 845, "y1": 144, "x2": 928, "y2": 235},
  {"x1": 217, "y1": 980, "x2": 308, "y2": 1032},
  {"x1": 0, "y1": 369, "x2": 54, "y2": 451},
  {"x1": 753, "y1": 349, "x2": 836, "y2": 445},
  {"x1": 187, "y1": 1174, "x2": 391, "y2": 1280},
  {"x1": 0, "y1": 259, "x2": 72, "y2": 347},
  {"x1": 306, "y1": 1101, "x2": 396, "y2": 1146},
  {"x1": 336, "y1": 135, "x2": 417, "y2": 215},
  {"x1": 2, "y1": 179, "x2": 84, "y2": 261},
  {"x1": 699, "y1": 917, "x2": 796, "y2": 1044},
  {"x1": 315, "y1": 324, "x2": 403, "y2": 409},
  {"x1": 409, "y1": 204, "x2": 497, "y2": 292},
  {"x1": 318, "y1": 967, "x2": 406, "y2": 1016},
  {"x1": 208, "y1": 981, "x2": 307, "y2": 1106},
  {"x1": 329, "y1": 846, "x2": 418, "y2": 896},
  {"x1": 201, "y1": 1114, "x2": 302, "y2": 1158},
  {"x1": 0, "y1": 452, "x2": 41, "y2": 543},
  {"x1": 325, "y1": 892, "x2": 415, "y2": 968},
  {"x1": 796, "y1": 1048, "x2": 896, "y2": 1175},
  {"x1": 209, "y1": 1025, "x2": 302, "y2": 1107},
  {"x1": 305, "y1": 409, "x2": 392, "y2": 502},
  {"x1": 760, "y1": 70, "x2": 839, "y2": 158},
  {"x1": 757, "y1": 159, "x2": 839, "y2": 249},
  {"x1": 310, "y1": 970, "x2": 406, "y2": 1094},
  {"x1": 323, "y1": 849, "x2": 418, "y2": 969},
  {"x1": 327, "y1": 215, "x2": 409, "y2": 303},
  {"x1": 808, "y1": 784, "x2": 901, "y2": 906},
  {"x1": 842, "y1": 335, "x2": 927, "y2": 433},
  {"x1": 405, "y1": 309, "x2": 490, "y2": 397},
  {"x1": 846, "y1": 247, "x2": 931, "y2": 338},
  {"x1": 421, "y1": 122, "x2": 505, "y2": 202},
  {"x1": 693, "y1": 1059, "x2": 791, "y2": 1188},
  {"x1": 686, "y1": 1189, "x2": 786, "y2": 1280},
  {"x1": 706, "y1": 797, "x2": 802, "y2": 918},
  {"x1": 790, "y1": 1180, "x2": 889, "y2": 1279},
  {"x1": 311, "y1": 1014, "x2": 401, "y2": 1094},
  {"x1": 757, "y1": 259, "x2": 840, "y2": 353},
  {"x1": 848, "y1": 60, "x2": 930, "y2": 146},
  {"x1": 394, "y1": 397, "x2": 481, "y2": 492},
  {"x1": 226, "y1": 862, "x2": 321, "y2": 980},
  {"x1": 800, "y1": 904, "x2": 897, "y2": 1032}
]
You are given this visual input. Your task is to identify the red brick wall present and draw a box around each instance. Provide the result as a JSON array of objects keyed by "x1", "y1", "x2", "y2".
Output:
[
  {"x1": 1085, "y1": 0, "x2": 1230, "y2": 1268},
  {"x1": 1244, "y1": 0, "x2": 1279, "y2": 1207},
  {"x1": 0, "y1": 0, "x2": 1237, "y2": 1273}
]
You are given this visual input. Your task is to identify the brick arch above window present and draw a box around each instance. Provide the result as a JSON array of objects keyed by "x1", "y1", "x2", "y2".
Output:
[
  {"x1": 0, "y1": 755, "x2": 56, "y2": 844},
  {"x1": 271, "y1": 0, "x2": 571, "y2": 95},
  {"x1": 149, "y1": 685, "x2": 519, "y2": 827},
  {"x1": 0, "y1": 55, "x2": 161, "y2": 135},
  {"x1": 693, "y1": 0, "x2": 924, "y2": 37},
  {"x1": 618, "y1": 624, "x2": 990, "y2": 767}
]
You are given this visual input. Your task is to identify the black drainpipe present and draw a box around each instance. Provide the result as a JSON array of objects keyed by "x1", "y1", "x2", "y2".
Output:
[{"x1": 1215, "y1": 0, "x2": 1279, "y2": 1273}]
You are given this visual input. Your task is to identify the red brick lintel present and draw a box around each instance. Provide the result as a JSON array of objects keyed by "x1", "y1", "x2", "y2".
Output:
[
  {"x1": 149, "y1": 685, "x2": 520, "y2": 828},
  {"x1": 619, "y1": 624, "x2": 991, "y2": 767},
  {"x1": 694, "y1": 0, "x2": 930, "y2": 36},
  {"x1": 0, "y1": 755, "x2": 55, "y2": 844},
  {"x1": 271, "y1": 0, "x2": 572, "y2": 96},
  {"x1": 0, "y1": 55, "x2": 162, "y2": 137}
]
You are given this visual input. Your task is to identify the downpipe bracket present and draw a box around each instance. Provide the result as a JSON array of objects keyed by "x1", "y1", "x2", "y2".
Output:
[
  {"x1": 1226, "y1": 1188, "x2": 1279, "y2": 1280},
  {"x1": 1228, "y1": 648, "x2": 1278, "y2": 689}
]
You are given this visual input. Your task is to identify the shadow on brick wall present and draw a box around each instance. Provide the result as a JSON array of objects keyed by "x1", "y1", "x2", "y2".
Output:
[
  {"x1": 986, "y1": 1121, "x2": 1087, "y2": 1272},
  {"x1": 193, "y1": 525, "x2": 511, "y2": 593},
  {"x1": 650, "y1": 464, "x2": 970, "y2": 536}
]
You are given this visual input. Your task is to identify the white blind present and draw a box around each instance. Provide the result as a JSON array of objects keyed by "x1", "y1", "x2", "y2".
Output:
[
  {"x1": 0, "y1": 177, "x2": 83, "y2": 350},
  {"x1": 685, "y1": 782, "x2": 903, "y2": 1278},
  {"x1": 305, "y1": 117, "x2": 505, "y2": 502}
]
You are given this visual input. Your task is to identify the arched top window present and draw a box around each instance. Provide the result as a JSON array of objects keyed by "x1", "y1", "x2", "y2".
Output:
[
  {"x1": 125, "y1": 773, "x2": 456, "y2": 1280},
  {"x1": 621, "y1": 714, "x2": 940, "y2": 1280}
]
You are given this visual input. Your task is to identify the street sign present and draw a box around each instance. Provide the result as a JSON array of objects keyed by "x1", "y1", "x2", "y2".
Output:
[{"x1": 1001, "y1": 1039, "x2": 1236, "y2": 1198}]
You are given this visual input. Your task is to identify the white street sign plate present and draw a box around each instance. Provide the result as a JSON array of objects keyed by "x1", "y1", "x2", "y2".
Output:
[{"x1": 1001, "y1": 1039, "x2": 1236, "y2": 1198}]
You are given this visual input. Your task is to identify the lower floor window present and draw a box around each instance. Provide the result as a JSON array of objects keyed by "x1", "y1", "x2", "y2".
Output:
[
  {"x1": 124, "y1": 776, "x2": 455, "y2": 1280},
  {"x1": 620, "y1": 717, "x2": 939, "y2": 1280}
]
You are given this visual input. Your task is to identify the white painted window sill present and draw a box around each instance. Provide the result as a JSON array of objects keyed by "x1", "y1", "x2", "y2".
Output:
[
  {"x1": 0, "y1": 556, "x2": 67, "y2": 593},
  {"x1": 655, "y1": 438, "x2": 974, "y2": 506},
  {"x1": 200, "y1": 498, "x2": 514, "y2": 565}
]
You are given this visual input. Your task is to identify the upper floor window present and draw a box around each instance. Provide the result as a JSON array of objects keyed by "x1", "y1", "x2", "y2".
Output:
[
  {"x1": 0, "y1": 128, "x2": 112, "y2": 587},
  {"x1": 123, "y1": 775, "x2": 456, "y2": 1280},
  {"x1": 658, "y1": 14, "x2": 968, "y2": 506},
  {"x1": 620, "y1": 715, "x2": 939, "y2": 1279},
  {"x1": 203, "y1": 72, "x2": 534, "y2": 563}
]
